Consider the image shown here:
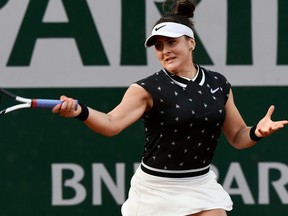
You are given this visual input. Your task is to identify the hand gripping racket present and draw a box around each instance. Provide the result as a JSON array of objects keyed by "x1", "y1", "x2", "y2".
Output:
[{"x1": 0, "y1": 88, "x2": 78, "y2": 116}]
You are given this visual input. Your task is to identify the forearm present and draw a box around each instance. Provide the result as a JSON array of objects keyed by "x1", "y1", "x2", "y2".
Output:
[
  {"x1": 230, "y1": 126, "x2": 257, "y2": 149},
  {"x1": 83, "y1": 108, "x2": 122, "y2": 137},
  {"x1": 54, "y1": 84, "x2": 150, "y2": 137}
]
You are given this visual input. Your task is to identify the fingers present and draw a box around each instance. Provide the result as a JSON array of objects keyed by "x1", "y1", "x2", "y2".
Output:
[
  {"x1": 258, "y1": 120, "x2": 288, "y2": 136},
  {"x1": 271, "y1": 120, "x2": 288, "y2": 130},
  {"x1": 60, "y1": 97, "x2": 77, "y2": 112},
  {"x1": 255, "y1": 105, "x2": 288, "y2": 138},
  {"x1": 52, "y1": 104, "x2": 62, "y2": 113},
  {"x1": 265, "y1": 105, "x2": 275, "y2": 119},
  {"x1": 52, "y1": 95, "x2": 78, "y2": 117}
]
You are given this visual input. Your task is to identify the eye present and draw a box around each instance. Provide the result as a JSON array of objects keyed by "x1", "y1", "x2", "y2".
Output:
[
  {"x1": 166, "y1": 39, "x2": 177, "y2": 47},
  {"x1": 154, "y1": 43, "x2": 163, "y2": 51}
]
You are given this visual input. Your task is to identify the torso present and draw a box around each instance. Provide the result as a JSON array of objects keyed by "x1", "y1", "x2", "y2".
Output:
[{"x1": 136, "y1": 65, "x2": 231, "y2": 177}]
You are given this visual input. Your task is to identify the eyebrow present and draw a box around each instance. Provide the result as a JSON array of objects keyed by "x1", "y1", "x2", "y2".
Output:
[{"x1": 154, "y1": 37, "x2": 178, "y2": 44}]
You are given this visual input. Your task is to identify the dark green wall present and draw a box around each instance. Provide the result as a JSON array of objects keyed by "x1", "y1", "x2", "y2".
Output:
[{"x1": 0, "y1": 87, "x2": 287, "y2": 215}]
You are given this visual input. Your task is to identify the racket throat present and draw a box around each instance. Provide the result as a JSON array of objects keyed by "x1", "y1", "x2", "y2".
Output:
[{"x1": 31, "y1": 99, "x2": 37, "y2": 108}]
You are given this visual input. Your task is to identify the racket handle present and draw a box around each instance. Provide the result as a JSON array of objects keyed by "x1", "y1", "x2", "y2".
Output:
[{"x1": 32, "y1": 99, "x2": 78, "y2": 109}]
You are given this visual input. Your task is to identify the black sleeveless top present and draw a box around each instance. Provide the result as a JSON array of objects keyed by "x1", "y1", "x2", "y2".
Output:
[{"x1": 136, "y1": 65, "x2": 231, "y2": 178}]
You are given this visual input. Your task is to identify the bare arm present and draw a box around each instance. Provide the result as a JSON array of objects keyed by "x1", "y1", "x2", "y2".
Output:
[
  {"x1": 222, "y1": 89, "x2": 288, "y2": 149},
  {"x1": 52, "y1": 84, "x2": 152, "y2": 137},
  {"x1": 222, "y1": 89, "x2": 252, "y2": 149}
]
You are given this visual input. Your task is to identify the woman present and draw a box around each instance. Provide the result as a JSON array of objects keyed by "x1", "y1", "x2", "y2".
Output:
[{"x1": 52, "y1": 0, "x2": 288, "y2": 215}]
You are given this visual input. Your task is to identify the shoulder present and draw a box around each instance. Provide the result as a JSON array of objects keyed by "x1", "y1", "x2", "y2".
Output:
[
  {"x1": 136, "y1": 70, "x2": 167, "y2": 85},
  {"x1": 135, "y1": 70, "x2": 171, "y2": 92},
  {"x1": 122, "y1": 83, "x2": 153, "y2": 111},
  {"x1": 199, "y1": 65, "x2": 229, "y2": 85}
]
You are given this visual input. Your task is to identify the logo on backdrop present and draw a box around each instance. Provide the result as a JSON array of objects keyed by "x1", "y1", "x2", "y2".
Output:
[
  {"x1": 51, "y1": 162, "x2": 288, "y2": 206},
  {"x1": 1, "y1": 0, "x2": 288, "y2": 87}
]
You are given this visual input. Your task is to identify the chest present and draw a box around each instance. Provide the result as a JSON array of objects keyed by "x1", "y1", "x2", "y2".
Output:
[{"x1": 150, "y1": 80, "x2": 226, "y2": 128}]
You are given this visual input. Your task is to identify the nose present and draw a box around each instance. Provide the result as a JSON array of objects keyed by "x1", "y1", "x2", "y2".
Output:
[{"x1": 162, "y1": 44, "x2": 171, "y2": 54}]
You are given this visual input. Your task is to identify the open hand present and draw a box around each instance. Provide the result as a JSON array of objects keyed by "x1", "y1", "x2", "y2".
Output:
[{"x1": 255, "y1": 105, "x2": 288, "y2": 138}]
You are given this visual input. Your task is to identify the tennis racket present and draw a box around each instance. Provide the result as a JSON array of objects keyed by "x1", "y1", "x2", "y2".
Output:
[{"x1": 0, "y1": 88, "x2": 77, "y2": 116}]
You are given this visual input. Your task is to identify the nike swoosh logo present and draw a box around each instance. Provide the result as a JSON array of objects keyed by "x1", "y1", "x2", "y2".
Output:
[
  {"x1": 155, "y1": 25, "x2": 166, "y2": 31},
  {"x1": 210, "y1": 87, "x2": 220, "y2": 94}
]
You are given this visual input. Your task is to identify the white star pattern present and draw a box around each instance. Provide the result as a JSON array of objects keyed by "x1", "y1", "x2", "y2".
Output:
[{"x1": 138, "y1": 66, "x2": 230, "y2": 176}]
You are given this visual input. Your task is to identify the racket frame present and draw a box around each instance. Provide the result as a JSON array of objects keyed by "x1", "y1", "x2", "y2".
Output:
[{"x1": 0, "y1": 88, "x2": 72, "y2": 115}]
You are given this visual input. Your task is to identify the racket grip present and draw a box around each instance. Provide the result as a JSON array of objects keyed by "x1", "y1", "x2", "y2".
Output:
[{"x1": 32, "y1": 99, "x2": 78, "y2": 109}]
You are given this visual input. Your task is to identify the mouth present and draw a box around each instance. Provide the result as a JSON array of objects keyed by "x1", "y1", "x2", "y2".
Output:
[{"x1": 165, "y1": 57, "x2": 176, "y2": 63}]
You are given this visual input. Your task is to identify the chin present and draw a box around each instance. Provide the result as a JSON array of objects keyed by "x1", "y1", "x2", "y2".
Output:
[
  {"x1": 164, "y1": 65, "x2": 177, "y2": 73},
  {"x1": 167, "y1": 68, "x2": 178, "y2": 74}
]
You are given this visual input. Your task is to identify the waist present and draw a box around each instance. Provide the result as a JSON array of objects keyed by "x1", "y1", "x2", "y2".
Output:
[{"x1": 141, "y1": 162, "x2": 210, "y2": 178}]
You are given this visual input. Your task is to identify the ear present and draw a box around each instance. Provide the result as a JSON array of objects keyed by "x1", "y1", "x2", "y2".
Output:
[{"x1": 189, "y1": 38, "x2": 196, "y2": 50}]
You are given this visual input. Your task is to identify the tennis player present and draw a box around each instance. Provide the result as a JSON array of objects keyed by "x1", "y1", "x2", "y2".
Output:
[{"x1": 52, "y1": 0, "x2": 288, "y2": 215}]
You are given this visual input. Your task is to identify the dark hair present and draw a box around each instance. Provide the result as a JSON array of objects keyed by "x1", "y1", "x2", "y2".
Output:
[{"x1": 154, "y1": 0, "x2": 196, "y2": 29}]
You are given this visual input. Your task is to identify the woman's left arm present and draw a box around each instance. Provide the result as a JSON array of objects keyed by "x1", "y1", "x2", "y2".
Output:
[{"x1": 222, "y1": 89, "x2": 288, "y2": 149}]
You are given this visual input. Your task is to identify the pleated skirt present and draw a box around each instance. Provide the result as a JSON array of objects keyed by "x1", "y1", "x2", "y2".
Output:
[{"x1": 121, "y1": 166, "x2": 233, "y2": 216}]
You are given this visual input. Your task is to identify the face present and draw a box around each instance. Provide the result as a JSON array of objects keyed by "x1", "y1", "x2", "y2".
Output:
[{"x1": 154, "y1": 36, "x2": 195, "y2": 74}]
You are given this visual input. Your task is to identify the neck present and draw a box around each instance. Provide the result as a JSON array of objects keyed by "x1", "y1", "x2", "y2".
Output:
[{"x1": 168, "y1": 64, "x2": 197, "y2": 80}]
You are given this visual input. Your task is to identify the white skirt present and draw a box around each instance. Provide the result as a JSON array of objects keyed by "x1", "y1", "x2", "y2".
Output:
[{"x1": 121, "y1": 166, "x2": 233, "y2": 216}]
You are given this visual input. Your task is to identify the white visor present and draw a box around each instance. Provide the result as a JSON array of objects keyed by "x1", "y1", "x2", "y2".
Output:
[{"x1": 145, "y1": 22, "x2": 194, "y2": 47}]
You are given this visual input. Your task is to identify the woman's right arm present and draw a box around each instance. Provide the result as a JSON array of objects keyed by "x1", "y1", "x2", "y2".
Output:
[{"x1": 52, "y1": 84, "x2": 152, "y2": 137}]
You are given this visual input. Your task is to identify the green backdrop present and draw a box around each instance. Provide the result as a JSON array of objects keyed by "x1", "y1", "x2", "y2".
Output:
[{"x1": 0, "y1": 87, "x2": 287, "y2": 215}]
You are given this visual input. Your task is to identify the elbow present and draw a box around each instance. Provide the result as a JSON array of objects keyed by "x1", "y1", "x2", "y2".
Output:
[
  {"x1": 227, "y1": 127, "x2": 251, "y2": 150},
  {"x1": 232, "y1": 144, "x2": 246, "y2": 150},
  {"x1": 228, "y1": 136, "x2": 248, "y2": 150},
  {"x1": 87, "y1": 121, "x2": 122, "y2": 137},
  {"x1": 103, "y1": 132, "x2": 119, "y2": 137},
  {"x1": 230, "y1": 140, "x2": 252, "y2": 150},
  {"x1": 99, "y1": 128, "x2": 122, "y2": 137}
]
